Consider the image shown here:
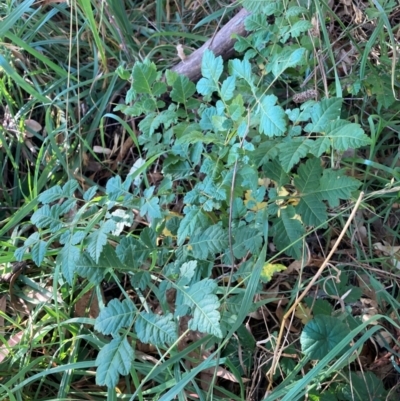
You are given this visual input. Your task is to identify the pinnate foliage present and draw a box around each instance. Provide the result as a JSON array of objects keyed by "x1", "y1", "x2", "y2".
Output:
[{"x1": 14, "y1": 3, "x2": 373, "y2": 390}]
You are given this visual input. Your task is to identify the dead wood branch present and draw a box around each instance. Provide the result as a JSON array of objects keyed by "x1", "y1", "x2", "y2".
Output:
[{"x1": 171, "y1": 8, "x2": 251, "y2": 82}]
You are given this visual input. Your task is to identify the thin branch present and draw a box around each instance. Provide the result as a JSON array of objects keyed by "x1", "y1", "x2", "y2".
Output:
[{"x1": 171, "y1": 8, "x2": 251, "y2": 82}]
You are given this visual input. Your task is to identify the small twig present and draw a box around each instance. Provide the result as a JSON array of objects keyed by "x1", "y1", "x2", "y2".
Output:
[{"x1": 267, "y1": 191, "x2": 365, "y2": 388}]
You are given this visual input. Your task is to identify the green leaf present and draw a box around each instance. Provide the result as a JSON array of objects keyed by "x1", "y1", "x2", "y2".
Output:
[
  {"x1": 285, "y1": 6, "x2": 308, "y2": 17},
  {"x1": 269, "y1": 47, "x2": 306, "y2": 77},
  {"x1": 319, "y1": 170, "x2": 361, "y2": 207},
  {"x1": 309, "y1": 137, "x2": 331, "y2": 157},
  {"x1": 229, "y1": 58, "x2": 254, "y2": 89},
  {"x1": 201, "y1": 49, "x2": 223, "y2": 82},
  {"x1": 197, "y1": 176, "x2": 226, "y2": 200},
  {"x1": 132, "y1": 59, "x2": 158, "y2": 94},
  {"x1": 58, "y1": 244, "x2": 81, "y2": 285},
  {"x1": 38, "y1": 185, "x2": 63, "y2": 204},
  {"x1": 325, "y1": 120, "x2": 371, "y2": 151},
  {"x1": 165, "y1": 69, "x2": 178, "y2": 86},
  {"x1": 62, "y1": 180, "x2": 79, "y2": 197},
  {"x1": 130, "y1": 271, "x2": 151, "y2": 291},
  {"x1": 59, "y1": 198, "x2": 77, "y2": 215},
  {"x1": 15, "y1": 232, "x2": 46, "y2": 265},
  {"x1": 272, "y1": 206, "x2": 305, "y2": 259},
  {"x1": 95, "y1": 336, "x2": 134, "y2": 388},
  {"x1": 170, "y1": 74, "x2": 196, "y2": 106},
  {"x1": 139, "y1": 227, "x2": 157, "y2": 248},
  {"x1": 140, "y1": 192, "x2": 162, "y2": 220},
  {"x1": 196, "y1": 77, "x2": 217, "y2": 97},
  {"x1": 116, "y1": 237, "x2": 151, "y2": 267},
  {"x1": 277, "y1": 138, "x2": 313, "y2": 172},
  {"x1": 263, "y1": 160, "x2": 290, "y2": 186},
  {"x1": 296, "y1": 194, "x2": 327, "y2": 227},
  {"x1": 304, "y1": 98, "x2": 343, "y2": 133},
  {"x1": 294, "y1": 157, "x2": 322, "y2": 193},
  {"x1": 135, "y1": 312, "x2": 177, "y2": 345},
  {"x1": 300, "y1": 315, "x2": 350, "y2": 360},
  {"x1": 339, "y1": 372, "x2": 386, "y2": 401},
  {"x1": 177, "y1": 207, "x2": 210, "y2": 246},
  {"x1": 189, "y1": 224, "x2": 228, "y2": 260},
  {"x1": 180, "y1": 279, "x2": 222, "y2": 338},
  {"x1": 144, "y1": 109, "x2": 177, "y2": 136},
  {"x1": 294, "y1": 158, "x2": 326, "y2": 226},
  {"x1": 178, "y1": 260, "x2": 197, "y2": 286},
  {"x1": 228, "y1": 95, "x2": 245, "y2": 121},
  {"x1": 176, "y1": 130, "x2": 221, "y2": 145},
  {"x1": 87, "y1": 219, "x2": 116, "y2": 263},
  {"x1": 211, "y1": 115, "x2": 229, "y2": 132},
  {"x1": 197, "y1": 49, "x2": 223, "y2": 97},
  {"x1": 31, "y1": 238, "x2": 47, "y2": 266},
  {"x1": 105, "y1": 175, "x2": 132, "y2": 202},
  {"x1": 220, "y1": 76, "x2": 236, "y2": 101},
  {"x1": 258, "y1": 95, "x2": 287, "y2": 137},
  {"x1": 244, "y1": 14, "x2": 269, "y2": 31},
  {"x1": 233, "y1": 227, "x2": 263, "y2": 258},
  {"x1": 287, "y1": 20, "x2": 313, "y2": 38},
  {"x1": 31, "y1": 205, "x2": 63, "y2": 232},
  {"x1": 95, "y1": 298, "x2": 136, "y2": 335},
  {"x1": 83, "y1": 185, "x2": 98, "y2": 201},
  {"x1": 77, "y1": 244, "x2": 127, "y2": 284}
]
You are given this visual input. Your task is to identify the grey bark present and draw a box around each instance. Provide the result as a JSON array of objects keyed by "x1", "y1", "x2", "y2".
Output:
[{"x1": 171, "y1": 8, "x2": 251, "y2": 82}]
